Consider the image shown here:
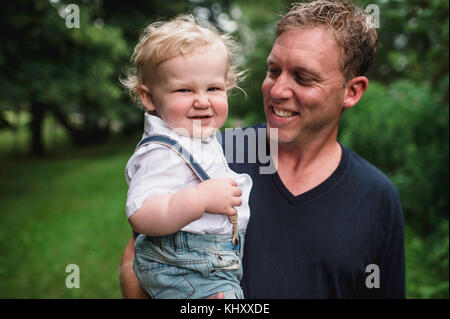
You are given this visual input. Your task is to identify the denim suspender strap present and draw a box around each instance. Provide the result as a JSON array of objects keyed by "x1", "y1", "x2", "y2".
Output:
[
  {"x1": 137, "y1": 135, "x2": 210, "y2": 181},
  {"x1": 136, "y1": 134, "x2": 239, "y2": 245}
]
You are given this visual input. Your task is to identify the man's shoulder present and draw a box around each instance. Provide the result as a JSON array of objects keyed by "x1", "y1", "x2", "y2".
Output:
[{"x1": 342, "y1": 144, "x2": 399, "y2": 197}]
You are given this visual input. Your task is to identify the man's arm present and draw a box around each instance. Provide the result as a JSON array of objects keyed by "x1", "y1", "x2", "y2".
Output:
[
  {"x1": 375, "y1": 189, "x2": 406, "y2": 298},
  {"x1": 355, "y1": 186, "x2": 406, "y2": 298},
  {"x1": 119, "y1": 236, "x2": 150, "y2": 299}
]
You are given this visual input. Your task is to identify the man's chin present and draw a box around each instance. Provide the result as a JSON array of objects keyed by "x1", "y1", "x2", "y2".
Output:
[{"x1": 267, "y1": 126, "x2": 302, "y2": 147}]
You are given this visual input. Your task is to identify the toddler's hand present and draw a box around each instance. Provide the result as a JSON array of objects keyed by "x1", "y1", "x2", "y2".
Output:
[{"x1": 196, "y1": 178, "x2": 242, "y2": 216}]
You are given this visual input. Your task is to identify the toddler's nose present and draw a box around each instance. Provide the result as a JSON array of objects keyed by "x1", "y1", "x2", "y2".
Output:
[{"x1": 193, "y1": 94, "x2": 211, "y2": 108}]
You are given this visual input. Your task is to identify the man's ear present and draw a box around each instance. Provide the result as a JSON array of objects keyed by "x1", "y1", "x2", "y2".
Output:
[
  {"x1": 343, "y1": 76, "x2": 369, "y2": 109},
  {"x1": 137, "y1": 85, "x2": 156, "y2": 112}
]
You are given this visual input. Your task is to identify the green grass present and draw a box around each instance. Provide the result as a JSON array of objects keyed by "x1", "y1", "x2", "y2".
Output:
[{"x1": 0, "y1": 131, "x2": 140, "y2": 298}]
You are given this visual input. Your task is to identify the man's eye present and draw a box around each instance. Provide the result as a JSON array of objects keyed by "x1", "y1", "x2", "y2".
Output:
[
  {"x1": 268, "y1": 69, "x2": 280, "y2": 77},
  {"x1": 295, "y1": 75, "x2": 314, "y2": 85}
]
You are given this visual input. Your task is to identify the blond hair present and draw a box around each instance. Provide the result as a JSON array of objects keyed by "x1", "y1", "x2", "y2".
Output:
[
  {"x1": 277, "y1": 0, "x2": 378, "y2": 82},
  {"x1": 121, "y1": 14, "x2": 244, "y2": 103}
]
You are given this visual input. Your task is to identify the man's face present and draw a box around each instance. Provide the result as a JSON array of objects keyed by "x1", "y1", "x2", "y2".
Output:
[{"x1": 262, "y1": 27, "x2": 347, "y2": 147}]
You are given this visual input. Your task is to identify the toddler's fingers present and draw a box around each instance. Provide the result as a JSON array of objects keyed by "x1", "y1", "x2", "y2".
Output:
[
  {"x1": 226, "y1": 207, "x2": 237, "y2": 216},
  {"x1": 232, "y1": 186, "x2": 242, "y2": 197},
  {"x1": 229, "y1": 179, "x2": 238, "y2": 187},
  {"x1": 233, "y1": 197, "x2": 242, "y2": 207}
]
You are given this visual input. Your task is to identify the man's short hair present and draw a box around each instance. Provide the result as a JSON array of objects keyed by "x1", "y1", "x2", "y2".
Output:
[{"x1": 277, "y1": 0, "x2": 378, "y2": 82}]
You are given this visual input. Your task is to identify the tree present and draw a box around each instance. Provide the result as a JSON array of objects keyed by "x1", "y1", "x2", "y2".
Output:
[{"x1": 0, "y1": 0, "x2": 128, "y2": 155}]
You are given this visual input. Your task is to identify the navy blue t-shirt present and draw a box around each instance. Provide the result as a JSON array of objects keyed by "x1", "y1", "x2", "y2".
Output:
[{"x1": 219, "y1": 124, "x2": 405, "y2": 298}]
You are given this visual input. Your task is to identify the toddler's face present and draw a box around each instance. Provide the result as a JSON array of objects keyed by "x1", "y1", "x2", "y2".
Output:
[{"x1": 143, "y1": 41, "x2": 229, "y2": 138}]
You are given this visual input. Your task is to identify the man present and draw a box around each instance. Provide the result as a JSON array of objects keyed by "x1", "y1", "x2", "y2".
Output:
[{"x1": 120, "y1": 0, "x2": 405, "y2": 298}]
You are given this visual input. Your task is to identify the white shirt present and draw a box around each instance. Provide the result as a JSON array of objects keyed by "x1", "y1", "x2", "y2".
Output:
[{"x1": 125, "y1": 114, "x2": 252, "y2": 235}]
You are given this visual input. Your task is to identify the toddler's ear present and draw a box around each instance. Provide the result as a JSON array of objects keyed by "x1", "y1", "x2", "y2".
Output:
[{"x1": 137, "y1": 85, "x2": 156, "y2": 112}]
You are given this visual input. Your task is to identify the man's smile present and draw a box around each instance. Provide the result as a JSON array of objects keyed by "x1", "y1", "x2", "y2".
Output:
[{"x1": 271, "y1": 106, "x2": 300, "y2": 118}]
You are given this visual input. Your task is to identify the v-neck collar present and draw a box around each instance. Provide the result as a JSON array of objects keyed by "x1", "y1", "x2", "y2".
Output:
[{"x1": 270, "y1": 141, "x2": 349, "y2": 205}]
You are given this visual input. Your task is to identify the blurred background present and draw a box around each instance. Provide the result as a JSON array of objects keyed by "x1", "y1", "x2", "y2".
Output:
[{"x1": 0, "y1": 0, "x2": 448, "y2": 298}]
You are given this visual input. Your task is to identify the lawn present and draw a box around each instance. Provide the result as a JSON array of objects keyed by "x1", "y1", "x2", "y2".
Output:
[{"x1": 0, "y1": 132, "x2": 139, "y2": 298}]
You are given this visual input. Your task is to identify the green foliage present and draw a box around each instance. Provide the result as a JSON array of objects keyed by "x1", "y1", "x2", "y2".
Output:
[
  {"x1": 405, "y1": 221, "x2": 449, "y2": 298},
  {"x1": 0, "y1": 0, "x2": 132, "y2": 150},
  {"x1": 361, "y1": 0, "x2": 449, "y2": 94},
  {"x1": 228, "y1": 0, "x2": 287, "y2": 123},
  {"x1": 0, "y1": 1, "x2": 128, "y2": 108},
  {"x1": 340, "y1": 80, "x2": 448, "y2": 233}
]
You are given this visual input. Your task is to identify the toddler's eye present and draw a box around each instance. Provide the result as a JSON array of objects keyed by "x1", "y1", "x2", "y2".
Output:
[
  {"x1": 175, "y1": 89, "x2": 190, "y2": 93},
  {"x1": 208, "y1": 87, "x2": 221, "y2": 91}
]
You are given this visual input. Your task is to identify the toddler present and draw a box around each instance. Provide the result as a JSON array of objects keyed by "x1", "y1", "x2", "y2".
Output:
[{"x1": 121, "y1": 15, "x2": 252, "y2": 299}]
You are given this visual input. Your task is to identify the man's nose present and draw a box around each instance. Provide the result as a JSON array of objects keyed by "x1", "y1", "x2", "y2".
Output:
[
  {"x1": 270, "y1": 73, "x2": 294, "y2": 100},
  {"x1": 193, "y1": 93, "x2": 211, "y2": 108}
]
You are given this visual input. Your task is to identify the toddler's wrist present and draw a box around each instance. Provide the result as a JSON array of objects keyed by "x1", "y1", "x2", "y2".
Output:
[{"x1": 193, "y1": 183, "x2": 208, "y2": 214}]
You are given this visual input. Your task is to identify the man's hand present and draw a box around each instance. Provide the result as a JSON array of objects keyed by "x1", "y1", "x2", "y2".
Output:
[
  {"x1": 207, "y1": 292, "x2": 225, "y2": 299},
  {"x1": 196, "y1": 179, "x2": 242, "y2": 216},
  {"x1": 119, "y1": 237, "x2": 150, "y2": 299}
]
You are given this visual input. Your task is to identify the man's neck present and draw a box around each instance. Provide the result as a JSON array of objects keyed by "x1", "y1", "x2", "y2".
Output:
[{"x1": 275, "y1": 134, "x2": 342, "y2": 197}]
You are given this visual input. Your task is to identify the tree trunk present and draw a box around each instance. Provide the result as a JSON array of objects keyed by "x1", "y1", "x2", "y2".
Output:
[
  {"x1": 49, "y1": 104, "x2": 110, "y2": 146},
  {"x1": 30, "y1": 100, "x2": 46, "y2": 156}
]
